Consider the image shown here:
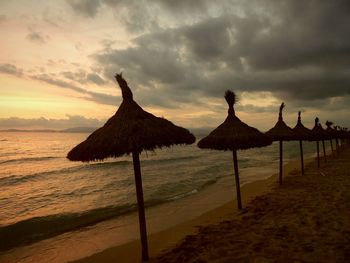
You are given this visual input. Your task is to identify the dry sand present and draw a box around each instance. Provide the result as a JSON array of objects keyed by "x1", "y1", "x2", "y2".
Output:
[
  {"x1": 154, "y1": 147, "x2": 350, "y2": 263},
  {"x1": 72, "y1": 146, "x2": 345, "y2": 263}
]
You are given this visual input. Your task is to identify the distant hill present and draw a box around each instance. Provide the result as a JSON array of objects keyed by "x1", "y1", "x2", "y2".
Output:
[
  {"x1": 0, "y1": 127, "x2": 98, "y2": 133},
  {"x1": 0, "y1": 128, "x2": 58, "y2": 133},
  {"x1": 62, "y1": 127, "x2": 98, "y2": 133},
  {"x1": 0, "y1": 126, "x2": 212, "y2": 135},
  {"x1": 189, "y1": 127, "x2": 213, "y2": 138}
]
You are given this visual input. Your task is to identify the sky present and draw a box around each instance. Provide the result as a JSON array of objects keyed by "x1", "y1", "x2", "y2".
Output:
[{"x1": 0, "y1": 0, "x2": 350, "y2": 131}]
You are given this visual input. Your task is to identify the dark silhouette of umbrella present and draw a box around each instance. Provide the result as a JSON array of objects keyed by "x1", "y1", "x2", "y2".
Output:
[
  {"x1": 326, "y1": 121, "x2": 335, "y2": 156},
  {"x1": 266, "y1": 102, "x2": 294, "y2": 185},
  {"x1": 197, "y1": 90, "x2": 272, "y2": 210},
  {"x1": 292, "y1": 111, "x2": 312, "y2": 175},
  {"x1": 67, "y1": 73, "x2": 195, "y2": 261},
  {"x1": 311, "y1": 117, "x2": 325, "y2": 168},
  {"x1": 317, "y1": 120, "x2": 328, "y2": 163},
  {"x1": 334, "y1": 126, "x2": 342, "y2": 151},
  {"x1": 342, "y1": 128, "x2": 350, "y2": 146}
]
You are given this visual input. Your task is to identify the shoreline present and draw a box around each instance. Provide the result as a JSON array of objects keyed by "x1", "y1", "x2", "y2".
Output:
[{"x1": 72, "y1": 151, "x2": 323, "y2": 263}]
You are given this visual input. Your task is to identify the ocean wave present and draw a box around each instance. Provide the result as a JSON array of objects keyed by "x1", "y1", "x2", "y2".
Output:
[
  {"x1": 0, "y1": 204, "x2": 137, "y2": 252},
  {"x1": 144, "y1": 155, "x2": 199, "y2": 164},
  {"x1": 0, "y1": 156, "x2": 200, "y2": 187},
  {"x1": 0, "y1": 161, "x2": 129, "y2": 187},
  {"x1": 166, "y1": 189, "x2": 198, "y2": 201},
  {"x1": 0, "y1": 156, "x2": 60, "y2": 165}
]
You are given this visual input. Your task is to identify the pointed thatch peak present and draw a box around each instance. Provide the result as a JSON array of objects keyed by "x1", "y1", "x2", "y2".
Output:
[
  {"x1": 115, "y1": 73, "x2": 133, "y2": 100},
  {"x1": 266, "y1": 102, "x2": 294, "y2": 141},
  {"x1": 225, "y1": 90, "x2": 237, "y2": 116},
  {"x1": 278, "y1": 102, "x2": 285, "y2": 121},
  {"x1": 297, "y1": 111, "x2": 301, "y2": 124}
]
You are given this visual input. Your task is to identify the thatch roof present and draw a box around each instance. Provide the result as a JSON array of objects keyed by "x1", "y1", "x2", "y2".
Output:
[
  {"x1": 311, "y1": 117, "x2": 327, "y2": 141},
  {"x1": 334, "y1": 126, "x2": 344, "y2": 139},
  {"x1": 292, "y1": 111, "x2": 312, "y2": 141},
  {"x1": 341, "y1": 128, "x2": 348, "y2": 139},
  {"x1": 325, "y1": 120, "x2": 337, "y2": 139},
  {"x1": 67, "y1": 74, "x2": 195, "y2": 162},
  {"x1": 197, "y1": 90, "x2": 272, "y2": 151},
  {"x1": 265, "y1": 102, "x2": 294, "y2": 141}
]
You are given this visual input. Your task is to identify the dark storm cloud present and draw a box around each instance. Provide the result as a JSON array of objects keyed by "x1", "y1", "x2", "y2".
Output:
[
  {"x1": 89, "y1": 0, "x2": 350, "y2": 112},
  {"x1": 67, "y1": 0, "x2": 102, "y2": 18},
  {"x1": 240, "y1": 0, "x2": 350, "y2": 70},
  {"x1": 0, "y1": 64, "x2": 23, "y2": 76},
  {"x1": 155, "y1": 0, "x2": 209, "y2": 12},
  {"x1": 181, "y1": 16, "x2": 232, "y2": 61},
  {"x1": 103, "y1": 0, "x2": 159, "y2": 32}
]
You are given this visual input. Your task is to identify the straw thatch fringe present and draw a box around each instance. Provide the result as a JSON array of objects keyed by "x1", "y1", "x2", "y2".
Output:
[
  {"x1": 198, "y1": 117, "x2": 272, "y2": 150},
  {"x1": 198, "y1": 90, "x2": 271, "y2": 151}
]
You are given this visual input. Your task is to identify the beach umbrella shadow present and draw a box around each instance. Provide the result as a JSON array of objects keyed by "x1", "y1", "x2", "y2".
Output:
[
  {"x1": 266, "y1": 103, "x2": 294, "y2": 185},
  {"x1": 197, "y1": 90, "x2": 271, "y2": 210},
  {"x1": 67, "y1": 73, "x2": 195, "y2": 261},
  {"x1": 292, "y1": 111, "x2": 312, "y2": 175}
]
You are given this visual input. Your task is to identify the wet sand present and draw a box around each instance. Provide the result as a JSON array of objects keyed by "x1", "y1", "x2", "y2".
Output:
[
  {"x1": 154, "y1": 147, "x2": 350, "y2": 263},
  {"x1": 72, "y1": 147, "x2": 334, "y2": 263}
]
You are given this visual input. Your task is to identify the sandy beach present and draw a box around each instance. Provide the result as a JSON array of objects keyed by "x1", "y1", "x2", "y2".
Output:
[
  {"x1": 70, "y1": 145, "x2": 347, "y2": 263},
  {"x1": 154, "y1": 147, "x2": 350, "y2": 263}
]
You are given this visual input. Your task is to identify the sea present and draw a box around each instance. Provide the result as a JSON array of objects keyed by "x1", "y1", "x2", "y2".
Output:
[{"x1": 0, "y1": 131, "x2": 327, "y2": 262}]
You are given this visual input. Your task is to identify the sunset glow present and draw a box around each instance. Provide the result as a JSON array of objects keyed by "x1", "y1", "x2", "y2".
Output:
[{"x1": 1, "y1": 0, "x2": 350, "y2": 130}]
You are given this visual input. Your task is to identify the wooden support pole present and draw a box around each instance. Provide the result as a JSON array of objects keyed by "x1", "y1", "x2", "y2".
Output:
[
  {"x1": 322, "y1": 140, "x2": 327, "y2": 163},
  {"x1": 299, "y1": 140, "x2": 304, "y2": 175},
  {"x1": 132, "y1": 151, "x2": 149, "y2": 261},
  {"x1": 336, "y1": 138, "x2": 339, "y2": 153},
  {"x1": 330, "y1": 140, "x2": 334, "y2": 157},
  {"x1": 232, "y1": 150, "x2": 242, "y2": 210},
  {"x1": 279, "y1": 140, "x2": 283, "y2": 185},
  {"x1": 316, "y1": 141, "x2": 320, "y2": 168}
]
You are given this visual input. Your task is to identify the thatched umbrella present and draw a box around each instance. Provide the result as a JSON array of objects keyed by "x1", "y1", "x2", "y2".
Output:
[
  {"x1": 311, "y1": 117, "x2": 325, "y2": 168},
  {"x1": 197, "y1": 90, "x2": 272, "y2": 210},
  {"x1": 318, "y1": 120, "x2": 328, "y2": 163},
  {"x1": 326, "y1": 121, "x2": 335, "y2": 156},
  {"x1": 292, "y1": 111, "x2": 312, "y2": 175},
  {"x1": 266, "y1": 102, "x2": 294, "y2": 185},
  {"x1": 67, "y1": 73, "x2": 195, "y2": 261},
  {"x1": 342, "y1": 128, "x2": 350, "y2": 145},
  {"x1": 334, "y1": 126, "x2": 341, "y2": 152}
]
